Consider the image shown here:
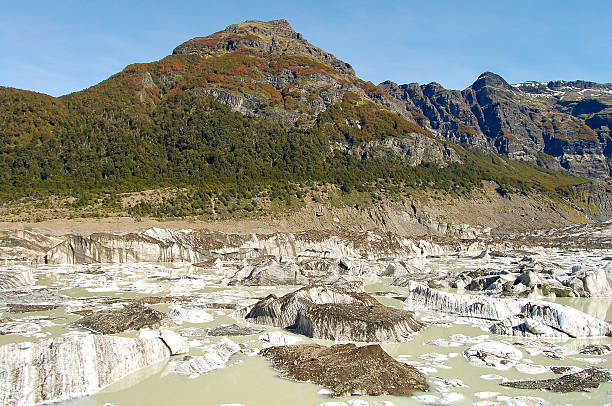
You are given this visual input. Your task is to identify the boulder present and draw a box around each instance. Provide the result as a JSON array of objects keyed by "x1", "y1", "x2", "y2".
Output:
[
  {"x1": 260, "y1": 343, "x2": 427, "y2": 396},
  {"x1": 76, "y1": 302, "x2": 174, "y2": 334},
  {"x1": 0, "y1": 334, "x2": 170, "y2": 406},
  {"x1": 246, "y1": 285, "x2": 423, "y2": 342}
]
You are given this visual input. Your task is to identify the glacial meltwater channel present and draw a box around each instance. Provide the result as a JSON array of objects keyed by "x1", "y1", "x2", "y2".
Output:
[{"x1": 1, "y1": 254, "x2": 612, "y2": 406}]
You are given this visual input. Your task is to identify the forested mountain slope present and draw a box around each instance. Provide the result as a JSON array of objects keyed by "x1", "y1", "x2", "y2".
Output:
[{"x1": 0, "y1": 19, "x2": 601, "y2": 223}]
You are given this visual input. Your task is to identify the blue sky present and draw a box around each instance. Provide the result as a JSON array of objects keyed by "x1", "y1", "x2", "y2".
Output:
[{"x1": 1, "y1": 0, "x2": 610, "y2": 96}]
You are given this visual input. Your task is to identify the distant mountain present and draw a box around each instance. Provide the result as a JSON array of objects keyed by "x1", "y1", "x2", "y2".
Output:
[
  {"x1": 0, "y1": 19, "x2": 597, "y2": 216},
  {"x1": 378, "y1": 73, "x2": 612, "y2": 178}
]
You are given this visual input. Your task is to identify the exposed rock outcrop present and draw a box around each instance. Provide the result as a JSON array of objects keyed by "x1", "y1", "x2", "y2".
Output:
[
  {"x1": 403, "y1": 282, "x2": 611, "y2": 337},
  {"x1": 379, "y1": 73, "x2": 612, "y2": 179},
  {"x1": 76, "y1": 302, "x2": 174, "y2": 334},
  {"x1": 578, "y1": 344, "x2": 612, "y2": 355},
  {"x1": 350, "y1": 135, "x2": 460, "y2": 167},
  {"x1": 501, "y1": 367, "x2": 611, "y2": 392},
  {"x1": 7, "y1": 304, "x2": 57, "y2": 313},
  {"x1": 0, "y1": 334, "x2": 171, "y2": 406},
  {"x1": 569, "y1": 179, "x2": 612, "y2": 221},
  {"x1": 173, "y1": 19, "x2": 354, "y2": 76},
  {"x1": 172, "y1": 20, "x2": 368, "y2": 129},
  {"x1": 205, "y1": 324, "x2": 264, "y2": 336},
  {"x1": 260, "y1": 343, "x2": 428, "y2": 396},
  {"x1": 245, "y1": 285, "x2": 423, "y2": 342}
]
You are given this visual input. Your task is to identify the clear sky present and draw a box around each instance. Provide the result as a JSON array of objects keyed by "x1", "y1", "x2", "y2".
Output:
[{"x1": 1, "y1": 0, "x2": 610, "y2": 97}]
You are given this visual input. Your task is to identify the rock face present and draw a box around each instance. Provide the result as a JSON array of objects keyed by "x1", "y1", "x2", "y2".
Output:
[
  {"x1": 0, "y1": 268, "x2": 35, "y2": 290},
  {"x1": 501, "y1": 368, "x2": 611, "y2": 392},
  {"x1": 403, "y1": 282, "x2": 611, "y2": 337},
  {"x1": 569, "y1": 179, "x2": 612, "y2": 221},
  {"x1": 379, "y1": 73, "x2": 612, "y2": 179},
  {"x1": 0, "y1": 334, "x2": 170, "y2": 406},
  {"x1": 171, "y1": 19, "x2": 460, "y2": 165},
  {"x1": 76, "y1": 302, "x2": 174, "y2": 334},
  {"x1": 245, "y1": 285, "x2": 423, "y2": 342},
  {"x1": 349, "y1": 135, "x2": 460, "y2": 167},
  {"x1": 172, "y1": 20, "x2": 353, "y2": 130},
  {"x1": 260, "y1": 343, "x2": 428, "y2": 396}
]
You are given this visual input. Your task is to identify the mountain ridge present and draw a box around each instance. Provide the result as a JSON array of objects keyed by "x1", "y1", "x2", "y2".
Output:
[
  {"x1": 378, "y1": 71, "x2": 612, "y2": 178},
  {"x1": 0, "y1": 19, "x2": 606, "y2": 226}
]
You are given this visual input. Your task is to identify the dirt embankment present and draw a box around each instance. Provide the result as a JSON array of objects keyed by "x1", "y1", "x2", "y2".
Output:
[{"x1": 0, "y1": 182, "x2": 587, "y2": 237}]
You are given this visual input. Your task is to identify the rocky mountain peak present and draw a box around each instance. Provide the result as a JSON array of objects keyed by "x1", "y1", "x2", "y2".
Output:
[
  {"x1": 548, "y1": 80, "x2": 612, "y2": 91},
  {"x1": 225, "y1": 19, "x2": 300, "y2": 39},
  {"x1": 472, "y1": 72, "x2": 514, "y2": 91},
  {"x1": 172, "y1": 19, "x2": 354, "y2": 75},
  {"x1": 422, "y1": 82, "x2": 445, "y2": 96}
]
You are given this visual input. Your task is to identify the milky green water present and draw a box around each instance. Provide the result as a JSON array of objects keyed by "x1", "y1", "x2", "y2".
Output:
[{"x1": 2, "y1": 261, "x2": 612, "y2": 406}]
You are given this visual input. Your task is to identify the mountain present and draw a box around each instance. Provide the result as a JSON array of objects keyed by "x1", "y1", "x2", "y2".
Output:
[
  {"x1": 378, "y1": 73, "x2": 612, "y2": 178},
  {"x1": 0, "y1": 20, "x2": 464, "y2": 193},
  {"x1": 0, "y1": 19, "x2": 603, "y2": 224}
]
